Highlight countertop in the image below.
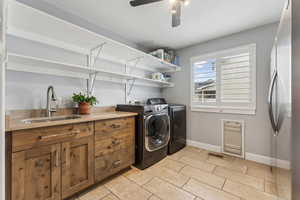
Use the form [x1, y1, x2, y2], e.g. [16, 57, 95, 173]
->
[6, 112, 138, 132]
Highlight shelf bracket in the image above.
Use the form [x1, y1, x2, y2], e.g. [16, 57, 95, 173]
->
[88, 42, 106, 70]
[87, 72, 98, 96]
[86, 42, 106, 96]
[125, 57, 142, 102]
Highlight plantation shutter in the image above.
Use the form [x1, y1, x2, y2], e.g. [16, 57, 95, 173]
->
[220, 52, 252, 104]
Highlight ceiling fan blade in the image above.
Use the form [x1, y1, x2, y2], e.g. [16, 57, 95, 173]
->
[172, 2, 181, 27]
[130, 0, 163, 7]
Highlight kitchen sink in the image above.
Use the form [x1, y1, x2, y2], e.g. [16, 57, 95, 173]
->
[22, 115, 82, 124]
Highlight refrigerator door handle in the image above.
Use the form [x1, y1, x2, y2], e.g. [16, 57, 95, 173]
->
[268, 70, 278, 135]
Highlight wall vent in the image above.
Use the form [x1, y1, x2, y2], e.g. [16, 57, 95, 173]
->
[221, 119, 245, 158]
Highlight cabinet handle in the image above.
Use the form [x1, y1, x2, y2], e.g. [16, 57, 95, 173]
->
[39, 134, 59, 140]
[112, 139, 121, 145]
[38, 131, 78, 141]
[53, 150, 59, 167]
[111, 124, 121, 129]
[62, 147, 67, 165]
[268, 70, 279, 134]
[71, 129, 81, 135]
[112, 160, 122, 168]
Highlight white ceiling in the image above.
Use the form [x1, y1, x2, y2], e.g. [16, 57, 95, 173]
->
[42, 0, 285, 50]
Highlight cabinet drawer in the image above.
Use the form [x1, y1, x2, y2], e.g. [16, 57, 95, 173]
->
[94, 117, 134, 137]
[95, 129, 134, 157]
[12, 122, 93, 152]
[95, 147, 134, 182]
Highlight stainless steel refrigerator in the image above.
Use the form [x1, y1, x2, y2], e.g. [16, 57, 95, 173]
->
[269, 0, 292, 199]
[269, 0, 300, 199]
[291, 0, 300, 199]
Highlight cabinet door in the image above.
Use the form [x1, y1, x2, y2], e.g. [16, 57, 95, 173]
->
[11, 144, 61, 200]
[61, 136, 94, 199]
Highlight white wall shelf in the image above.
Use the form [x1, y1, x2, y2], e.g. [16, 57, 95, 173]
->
[7, 0, 181, 74]
[7, 53, 174, 88]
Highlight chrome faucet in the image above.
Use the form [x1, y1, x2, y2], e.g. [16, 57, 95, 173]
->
[46, 86, 57, 117]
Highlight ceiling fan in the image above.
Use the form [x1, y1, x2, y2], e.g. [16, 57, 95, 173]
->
[129, 0, 190, 27]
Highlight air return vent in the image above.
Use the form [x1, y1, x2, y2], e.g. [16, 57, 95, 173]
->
[221, 119, 245, 158]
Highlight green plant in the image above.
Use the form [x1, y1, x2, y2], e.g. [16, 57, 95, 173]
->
[72, 92, 98, 106]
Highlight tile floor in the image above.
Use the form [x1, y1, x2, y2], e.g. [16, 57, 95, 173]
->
[71, 146, 291, 200]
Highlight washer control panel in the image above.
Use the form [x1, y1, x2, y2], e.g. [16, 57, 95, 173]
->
[144, 104, 168, 114]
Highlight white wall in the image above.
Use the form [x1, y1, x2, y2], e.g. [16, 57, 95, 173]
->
[5, 1, 161, 111]
[6, 71, 162, 110]
[163, 23, 290, 161]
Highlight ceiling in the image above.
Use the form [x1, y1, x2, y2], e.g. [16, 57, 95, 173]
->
[41, 0, 286, 50]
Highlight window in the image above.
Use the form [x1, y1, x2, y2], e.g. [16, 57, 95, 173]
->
[193, 59, 217, 104]
[191, 44, 256, 115]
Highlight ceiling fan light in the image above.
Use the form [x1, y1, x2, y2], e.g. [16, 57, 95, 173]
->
[184, 0, 190, 6]
[170, 0, 176, 4]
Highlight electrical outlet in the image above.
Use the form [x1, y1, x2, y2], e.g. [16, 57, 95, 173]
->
[60, 97, 74, 108]
[57, 97, 63, 106]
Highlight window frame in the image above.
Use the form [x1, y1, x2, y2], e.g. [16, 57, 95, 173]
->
[190, 44, 257, 115]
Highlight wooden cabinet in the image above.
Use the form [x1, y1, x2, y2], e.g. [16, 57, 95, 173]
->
[61, 137, 94, 199]
[10, 122, 94, 200]
[11, 144, 61, 200]
[9, 116, 136, 200]
[94, 117, 135, 182]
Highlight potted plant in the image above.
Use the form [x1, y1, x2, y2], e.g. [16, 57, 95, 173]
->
[72, 92, 98, 114]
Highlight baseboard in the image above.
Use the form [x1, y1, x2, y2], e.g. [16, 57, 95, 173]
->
[187, 139, 290, 170]
[245, 152, 290, 170]
[187, 139, 221, 153]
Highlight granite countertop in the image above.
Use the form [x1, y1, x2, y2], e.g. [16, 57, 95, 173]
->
[6, 112, 138, 132]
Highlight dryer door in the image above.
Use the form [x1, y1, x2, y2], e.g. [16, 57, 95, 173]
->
[145, 113, 170, 152]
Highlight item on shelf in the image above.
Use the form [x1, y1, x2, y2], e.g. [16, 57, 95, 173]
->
[149, 48, 177, 64]
[173, 55, 180, 65]
[164, 52, 172, 63]
[149, 49, 165, 60]
[163, 74, 172, 82]
[167, 50, 176, 63]
[152, 72, 165, 81]
[72, 92, 98, 114]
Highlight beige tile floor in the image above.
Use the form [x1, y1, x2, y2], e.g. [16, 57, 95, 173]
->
[70, 146, 291, 200]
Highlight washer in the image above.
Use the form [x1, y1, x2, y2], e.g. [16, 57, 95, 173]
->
[116, 103, 170, 169]
[145, 99, 187, 154]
